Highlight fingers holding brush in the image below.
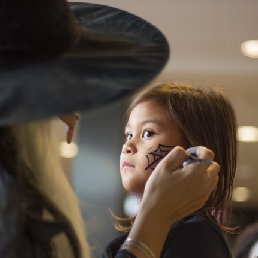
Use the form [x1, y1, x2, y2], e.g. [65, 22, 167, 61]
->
[183, 146, 214, 167]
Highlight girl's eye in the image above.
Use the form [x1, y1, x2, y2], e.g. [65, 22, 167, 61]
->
[125, 133, 133, 141]
[142, 130, 155, 138]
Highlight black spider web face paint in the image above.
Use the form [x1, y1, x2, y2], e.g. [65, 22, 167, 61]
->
[145, 144, 176, 170]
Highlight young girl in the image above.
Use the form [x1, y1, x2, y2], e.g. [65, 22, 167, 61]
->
[104, 82, 237, 257]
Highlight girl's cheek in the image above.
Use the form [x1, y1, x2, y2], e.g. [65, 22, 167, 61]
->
[144, 144, 176, 170]
[144, 154, 159, 171]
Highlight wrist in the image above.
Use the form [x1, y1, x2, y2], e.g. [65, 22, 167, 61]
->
[127, 205, 172, 257]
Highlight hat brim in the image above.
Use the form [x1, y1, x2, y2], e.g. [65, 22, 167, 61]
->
[0, 2, 169, 126]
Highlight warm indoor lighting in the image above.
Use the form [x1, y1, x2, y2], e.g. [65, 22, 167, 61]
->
[236, 165, 254, 179]
[60, 141, 79, 158]
[238, 126, 258, 142]
[241, 40, 258, 58]
[232, 187, 251, 202]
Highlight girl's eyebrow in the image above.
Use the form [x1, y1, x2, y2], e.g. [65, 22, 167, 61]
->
[126, 119, 163, 128]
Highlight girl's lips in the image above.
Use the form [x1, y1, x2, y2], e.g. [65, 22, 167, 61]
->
[123, 161, 134, 168]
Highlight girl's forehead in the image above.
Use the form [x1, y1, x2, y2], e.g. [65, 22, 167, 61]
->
[131, 100, 165, 113]
[127, 101, 175, 127]
[127, 99, 163, 119]
[128, 102, 163, 120]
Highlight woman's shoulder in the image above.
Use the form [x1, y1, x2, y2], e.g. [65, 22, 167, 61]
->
[161, 215, 232, 258]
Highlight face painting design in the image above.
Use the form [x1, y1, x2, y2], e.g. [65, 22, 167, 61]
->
[145, 144, 175, 170]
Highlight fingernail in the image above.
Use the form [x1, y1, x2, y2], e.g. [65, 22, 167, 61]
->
[186, 147, 196, 154]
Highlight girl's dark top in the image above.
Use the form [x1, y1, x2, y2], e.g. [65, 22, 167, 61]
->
[103, 215, 232, 258]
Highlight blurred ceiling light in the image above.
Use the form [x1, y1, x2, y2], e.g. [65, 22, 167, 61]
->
[238, 126, 258, 142]
[241, 40, 258, 58]
[60, 141, 79, 158]
[232, 187, 251, 202]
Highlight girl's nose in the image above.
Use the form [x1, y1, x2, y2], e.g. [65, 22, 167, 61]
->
[122, 142, 137, 154]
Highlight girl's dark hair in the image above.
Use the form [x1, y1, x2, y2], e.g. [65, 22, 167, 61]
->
[115, 82, 237, 231]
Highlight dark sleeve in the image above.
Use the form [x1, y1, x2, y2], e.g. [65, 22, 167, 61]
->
[115, 249, 137, 258]
[161, 219, 231, 258]
[0, 163, 21, 258]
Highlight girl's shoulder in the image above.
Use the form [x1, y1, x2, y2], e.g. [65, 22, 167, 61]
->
[103, 231, 129, 258]
[161, 215, 232, 258]
[171, 214, 221, 232]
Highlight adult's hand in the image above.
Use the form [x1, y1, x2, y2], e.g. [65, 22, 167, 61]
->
[142, 146, 219, 223]
[124, 146, 219, 258]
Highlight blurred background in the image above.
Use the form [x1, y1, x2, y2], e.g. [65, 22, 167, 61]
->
[56, 0, 258, 256]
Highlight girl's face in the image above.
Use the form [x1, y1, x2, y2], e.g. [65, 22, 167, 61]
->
[120, 100, 186, 194]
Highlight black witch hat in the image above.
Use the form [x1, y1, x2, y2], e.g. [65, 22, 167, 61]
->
[0, 0, 169, 126]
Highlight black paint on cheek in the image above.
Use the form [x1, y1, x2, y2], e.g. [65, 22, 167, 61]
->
[144, 144, 176, 170]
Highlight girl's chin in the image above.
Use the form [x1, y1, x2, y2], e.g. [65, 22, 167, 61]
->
[122, 182, 144, 194]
